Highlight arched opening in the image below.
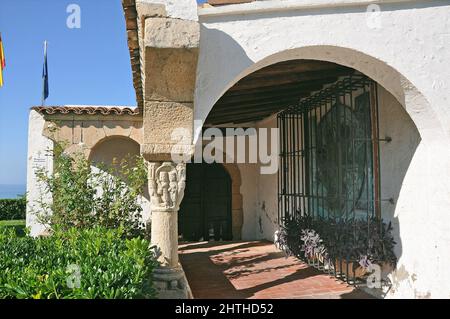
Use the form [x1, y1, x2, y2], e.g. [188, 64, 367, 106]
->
[89, 136, 151, 223]
[186, 22, 450, 298]
[179, 162, 233, 242]
[192, 56, 423, 295]
[89, 136, 140, 167]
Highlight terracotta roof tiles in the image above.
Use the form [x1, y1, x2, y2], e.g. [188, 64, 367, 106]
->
[31, 106, 140, 116]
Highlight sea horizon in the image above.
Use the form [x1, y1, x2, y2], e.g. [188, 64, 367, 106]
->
[0, 184, 26, 199]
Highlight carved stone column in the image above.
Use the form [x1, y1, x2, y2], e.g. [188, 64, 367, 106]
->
[148, 161, 191, 298]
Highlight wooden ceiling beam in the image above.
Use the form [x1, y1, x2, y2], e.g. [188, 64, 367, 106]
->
[208, 103, 292, 119]
[228, 69, 354, 91]
[224, 78, 338, 96]
[207, 115, 268, 125]
[215, 92, 308, 109]
[205, 60, 356, 126]
[213, 96, 302, 111]
[216, 87, 317, 105]
[249, 61, 346, 78]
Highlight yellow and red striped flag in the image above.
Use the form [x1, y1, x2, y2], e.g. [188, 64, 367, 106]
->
[0, 33, 5, 87]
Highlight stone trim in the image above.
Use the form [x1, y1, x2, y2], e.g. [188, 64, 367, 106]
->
[222, 163, 243, 240]
[42, 115, 143, 159]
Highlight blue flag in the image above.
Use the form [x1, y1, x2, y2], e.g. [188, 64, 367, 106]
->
[42, 41, 49, 104]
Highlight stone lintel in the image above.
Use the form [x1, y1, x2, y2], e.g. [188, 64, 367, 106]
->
[136, 2, 166, 22]
[144, 46, 199, 102]
[145, 18, 199, 49]
[141, 144, 194, 161]
[143, 17, 199, 102]
[142, 101, 194, 158]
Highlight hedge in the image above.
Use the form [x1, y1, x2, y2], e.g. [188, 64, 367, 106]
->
[0, 197, 26, 220]
[0, 220, 26, 237]
[0, 226, 158, 299]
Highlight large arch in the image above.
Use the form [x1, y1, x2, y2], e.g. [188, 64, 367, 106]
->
[196, 45, 448, 143]
[194, 45, 450, 298]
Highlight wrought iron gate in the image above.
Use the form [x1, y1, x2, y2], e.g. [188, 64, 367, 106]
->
[277, 75, 381, 284]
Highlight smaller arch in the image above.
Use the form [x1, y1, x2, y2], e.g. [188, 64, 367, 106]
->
[88, 135, 140, 163]
[222, 163, 243, 240]
[88, 135, 151, 224]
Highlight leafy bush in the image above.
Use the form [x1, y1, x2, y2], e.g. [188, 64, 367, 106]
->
[0, 226, 158, 299]
[276, 213, 397, 271]
[34, 143, 147, 238]
[0, 220, 26, 237]
[0, 197, 26, 220]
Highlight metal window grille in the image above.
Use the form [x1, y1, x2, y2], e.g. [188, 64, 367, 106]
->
[277, 75, 381, 284]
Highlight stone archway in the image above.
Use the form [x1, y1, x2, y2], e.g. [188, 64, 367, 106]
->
[88, 135, 140, 164]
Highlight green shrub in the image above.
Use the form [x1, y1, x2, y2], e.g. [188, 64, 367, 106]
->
[34, 143, 148, 239]
[276, 213, 397, 269]
[0, 220, 26, 237]
[0, 197, 26, 220]
[0, 226, 158, 299]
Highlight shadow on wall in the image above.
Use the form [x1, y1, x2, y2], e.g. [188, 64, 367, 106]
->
[378, 84, 421, 294]
[195, 24, 253, 125]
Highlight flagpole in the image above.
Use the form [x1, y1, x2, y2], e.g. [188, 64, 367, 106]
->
[41, 41, 47, 106]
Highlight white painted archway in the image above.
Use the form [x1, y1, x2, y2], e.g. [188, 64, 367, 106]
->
[194, 7, 450, 297]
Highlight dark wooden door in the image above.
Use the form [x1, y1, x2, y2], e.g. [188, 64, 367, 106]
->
[178, 163, 232, 242]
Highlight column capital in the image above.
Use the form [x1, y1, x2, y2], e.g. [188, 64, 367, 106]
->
[148, 161, 186, 212]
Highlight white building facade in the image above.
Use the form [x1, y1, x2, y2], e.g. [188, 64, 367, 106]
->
[27, 0, 450, 299]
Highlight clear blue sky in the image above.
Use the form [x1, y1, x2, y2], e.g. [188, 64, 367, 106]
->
[0, 0, 204, 186]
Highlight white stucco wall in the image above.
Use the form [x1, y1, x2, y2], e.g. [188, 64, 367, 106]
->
[254, 115, 279, 241]
[237, 163, 258, 240]
[194, 0, 450, 298]
[26, 110, 53, 236]
[195, 0, 450, 136]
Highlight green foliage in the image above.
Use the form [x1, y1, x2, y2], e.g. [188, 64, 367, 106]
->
[34, 143, 148, 238]
[0, 220, 26, 237]
[0, 197, 26, 220]
[0, 226, 158, 299]
[276, 213, 397, 270]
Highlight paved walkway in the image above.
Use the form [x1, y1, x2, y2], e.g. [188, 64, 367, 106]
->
[179, 241, 373, 299]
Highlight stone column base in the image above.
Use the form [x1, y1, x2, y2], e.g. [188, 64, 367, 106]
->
[153, 264, 193, 299]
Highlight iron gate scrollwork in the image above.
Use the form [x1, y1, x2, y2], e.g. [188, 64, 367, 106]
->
[277, 75, 381, 284]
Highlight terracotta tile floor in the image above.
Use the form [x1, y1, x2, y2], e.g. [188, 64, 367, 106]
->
[179, 241, 373, 299]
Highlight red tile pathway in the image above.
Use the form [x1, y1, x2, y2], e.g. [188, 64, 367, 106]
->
[179, 241, 373, 299]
